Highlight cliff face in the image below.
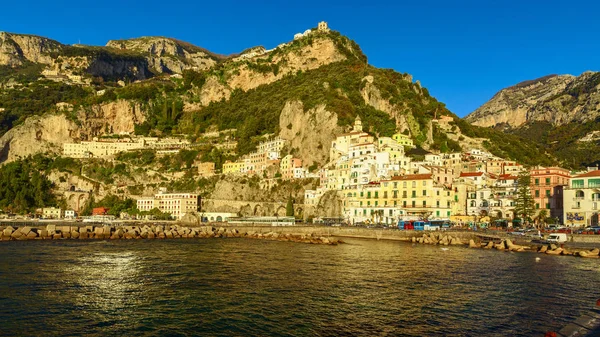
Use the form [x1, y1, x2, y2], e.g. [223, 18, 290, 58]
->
[106, 37, 221, 74]
[0, 100, 146, 164]
[0, 32, 61, 66]
[466, 72, 600, 128]
[278, 100, 343, 167]
[196, 34, 351, 106]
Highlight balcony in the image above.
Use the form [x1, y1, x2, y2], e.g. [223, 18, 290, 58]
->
[573, 197, 584, 201]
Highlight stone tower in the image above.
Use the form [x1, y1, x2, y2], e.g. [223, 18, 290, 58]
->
[353, 115, 363, 132]
[318, 21, 330, 31]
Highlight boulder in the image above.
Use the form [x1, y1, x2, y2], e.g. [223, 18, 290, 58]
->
[484, 241, 494, 249]
[46, 224, 56, 232]
[546, 248, 563, 255]
[3, 226, 15, 236]
[468, 239, 479, 248]
[79, 232, 89, 239]
[589, 248, 600, 256]
[71, 231, 80, 239]
[411, 236, 416, 243]
[39, 230, 49, 238]
[539, 245, 548, 253]
[26, 231, 37, 239]
[550, 244, 557, 250]
[52, 234, 62, 240]
[10, 230, 23, 239]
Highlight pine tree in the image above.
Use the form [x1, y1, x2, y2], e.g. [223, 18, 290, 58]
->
[514, 172, 535, 226]
[286, 197, 294, 217]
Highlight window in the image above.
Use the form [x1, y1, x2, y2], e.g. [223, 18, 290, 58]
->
[546, 203, 550, 209]
[374, 191, 378, 198]
[545, 178, 550, 185]
[436, 191, 440, 196]
[412, 201, 416, 207]
[535, 178, 539, 185]
[389, 210, 393, 216]
[436, 201, 440, 207]
[412, 181, 416, 188]
[423, 181, 426, 186]
[545, 190, 550, 197]
[383, 191, 388, 198]
[367, 192, 371, 199]
[535, 190, 540, 197]
[402, 201, 406, 207]
[589, 179, 600, 188]
[360, 192, 364, 197]
[422, 200, 426, 206]
[422, 190, 427, 196]
[411, 191, 416, 198]
[402, 191, 407, 198]
[436, 211, 440, 216]
[535, 203, 539, 209]
[572, 180, 584, 188]
[375, 201, 378, 206]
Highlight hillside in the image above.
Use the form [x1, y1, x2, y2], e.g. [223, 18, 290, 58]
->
[466, 71, 600, 128]
[466, 71, 600, 168]
[0, 25, 556, 169]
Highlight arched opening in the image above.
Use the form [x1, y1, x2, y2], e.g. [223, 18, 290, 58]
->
[576, 190, 585, 198]
[591, 213, 599, 227]
[216, 216, 223, 222]
[592, 192, 600, 201]
[496, 211, 503, 219]
[70, 185, 76, 192]
[470, 200, 476, 207]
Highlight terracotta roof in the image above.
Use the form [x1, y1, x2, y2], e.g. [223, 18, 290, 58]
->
[390, 174, 433, 181]
[575, 170, 600, 178]
[498, 174, 518, 180]
[460, 172, 484, 177]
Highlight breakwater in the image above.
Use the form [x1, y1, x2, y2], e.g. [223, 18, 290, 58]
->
[0, 224, 341, 245]
[409, 232, 600, 259]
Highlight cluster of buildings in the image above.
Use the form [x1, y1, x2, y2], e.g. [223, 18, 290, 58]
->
[63, 136, 190, 159]
[222, 137, 308, 180]
[302, 116, 600, 227]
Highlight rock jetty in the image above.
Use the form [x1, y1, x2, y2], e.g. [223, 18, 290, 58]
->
[0, 225, 342, 245]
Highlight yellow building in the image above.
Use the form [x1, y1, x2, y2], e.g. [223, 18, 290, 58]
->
[42, 207, 63, 219]
[380, 174, 454, 220]
[392, 133, 414, 147]
[222, 161, 245, 175]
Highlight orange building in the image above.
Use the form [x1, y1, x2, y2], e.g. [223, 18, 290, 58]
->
[529, 166, 571, 219]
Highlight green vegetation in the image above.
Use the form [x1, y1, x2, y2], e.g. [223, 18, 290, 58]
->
[0, 158, 56, 214]
[453, 118, 556, 167]
[514, 172, 535, 224]
[286, 197, 294, 217]
[0, 79, 90, 136]
[509, 119, 600, 169]
[180, 61, 426, 156]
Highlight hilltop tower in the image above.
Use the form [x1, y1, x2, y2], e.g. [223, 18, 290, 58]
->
[318, 21, 330, 32]
[353, 115, 363, 132]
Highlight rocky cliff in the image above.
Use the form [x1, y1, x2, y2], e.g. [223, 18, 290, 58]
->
[0, 100, 147, 164]
[106, 37, 222, 74]
[0, 32, 61, 66]
[466, 72, 600, 128]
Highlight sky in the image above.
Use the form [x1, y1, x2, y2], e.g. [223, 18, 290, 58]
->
[1, 0, 598, 117]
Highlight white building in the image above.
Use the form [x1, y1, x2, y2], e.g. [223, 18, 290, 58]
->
[563, 170, 600, 227]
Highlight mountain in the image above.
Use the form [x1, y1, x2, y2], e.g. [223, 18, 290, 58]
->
[0, 25, 556, 169]
[466, 71, 600, 128]
[465, 71, 600, 168]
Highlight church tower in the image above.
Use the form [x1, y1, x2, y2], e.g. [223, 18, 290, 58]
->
[353, 115, 363, 132]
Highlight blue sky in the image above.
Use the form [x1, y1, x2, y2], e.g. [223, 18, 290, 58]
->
[2, 0, 598, 117]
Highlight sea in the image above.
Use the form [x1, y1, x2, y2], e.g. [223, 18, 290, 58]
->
[0, 238, 598, 336]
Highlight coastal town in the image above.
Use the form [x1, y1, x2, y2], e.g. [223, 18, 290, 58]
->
[8, 115, 596, 230]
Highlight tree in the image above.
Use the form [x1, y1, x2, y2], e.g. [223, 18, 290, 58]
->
[286, 197, 294, 217]
[514, 172, 535, 226]
[536, 209, 548, 228]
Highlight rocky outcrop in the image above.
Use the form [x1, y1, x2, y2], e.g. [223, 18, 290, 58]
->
[106, 37, 220, 73]
[0, 32, 61, 66]
[0, 114, 76, 163]
[466, 72, 600, 128]
[360, 75, 411, 133]
[75, 100, 146, 139]
[0, 100, 146, 164]
[198, 35, 350, 106]
[316, 190, 343, 218]
[279, 100, 342, 167]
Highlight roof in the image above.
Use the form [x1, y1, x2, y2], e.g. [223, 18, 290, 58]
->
[390, 174, 433, 181]
[574, 170, 600, 178]
[498, 174, 518, 180]
[459, 172, 485, 178]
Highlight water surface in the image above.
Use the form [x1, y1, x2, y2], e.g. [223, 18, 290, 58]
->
[0, 238, 598, 336]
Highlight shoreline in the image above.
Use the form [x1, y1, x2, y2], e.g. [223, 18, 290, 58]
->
[2, 224, 600, 258]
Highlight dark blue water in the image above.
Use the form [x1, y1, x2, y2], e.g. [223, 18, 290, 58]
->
[0, 238, 598, 336]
